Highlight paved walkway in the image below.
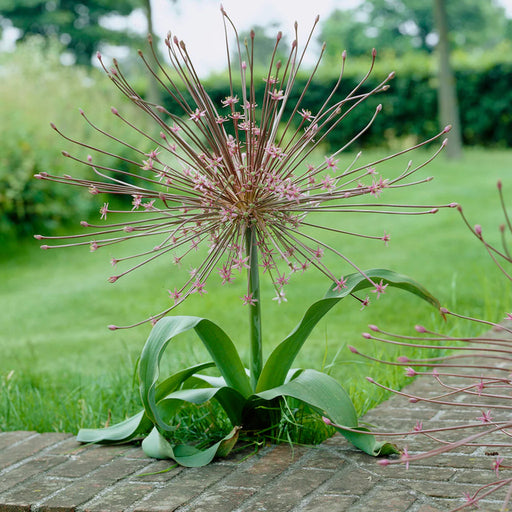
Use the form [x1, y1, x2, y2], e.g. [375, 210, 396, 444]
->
[0, 370, 508, 512]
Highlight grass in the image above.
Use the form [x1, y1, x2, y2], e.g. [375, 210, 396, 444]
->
[1, 147, 512, 442]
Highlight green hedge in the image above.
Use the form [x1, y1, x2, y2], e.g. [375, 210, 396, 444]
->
[192, 57, 512, 150]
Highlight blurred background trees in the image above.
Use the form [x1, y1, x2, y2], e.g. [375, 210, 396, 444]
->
[0, 0, 511, 239]
[0, 0, 147, 65]
[319, 0, 510, 58]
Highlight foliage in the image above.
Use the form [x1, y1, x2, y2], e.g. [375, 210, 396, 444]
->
[0, 37, 152, 239]
[318, 0, 511, 58]
[0, 0, 145, 65]
[77, 270, 437, 466]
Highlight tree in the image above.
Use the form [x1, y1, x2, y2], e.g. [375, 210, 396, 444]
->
[433, 0, 462, 159]
[319, 0, 508, 58]
[0, 0, 146, 65]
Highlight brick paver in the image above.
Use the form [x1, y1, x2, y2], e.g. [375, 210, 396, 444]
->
[0, 367, 508, 512]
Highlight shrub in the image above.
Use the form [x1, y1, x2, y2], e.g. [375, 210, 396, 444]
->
[0, 37, 152, 239]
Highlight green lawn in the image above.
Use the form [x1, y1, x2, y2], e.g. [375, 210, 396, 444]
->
[1, 147, 512, 435]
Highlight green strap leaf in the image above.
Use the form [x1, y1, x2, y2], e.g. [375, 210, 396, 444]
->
[255, 369, 397, 456]
[139, 316, 252, 431]
[257, 269, 440, 392]
[158, 386, 246, 426]
[155, 362, 215, 401]
[141, 426, 240, 467]
[76, 362, 214, 444]
[76, 411, 152, 444]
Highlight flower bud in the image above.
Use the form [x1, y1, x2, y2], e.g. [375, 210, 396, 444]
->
[322, 416, 333, 426]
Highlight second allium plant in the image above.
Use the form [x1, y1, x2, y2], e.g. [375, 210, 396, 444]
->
[35, 9, 453, 465]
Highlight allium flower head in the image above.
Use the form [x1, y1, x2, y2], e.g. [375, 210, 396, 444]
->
[35, 9, 452, 328]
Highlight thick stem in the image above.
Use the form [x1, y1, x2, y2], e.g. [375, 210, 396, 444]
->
[246, 225, 263, 390]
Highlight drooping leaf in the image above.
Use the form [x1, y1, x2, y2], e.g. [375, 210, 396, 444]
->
[76, 362, 215, 444]
[139, 316, 252, 431]
[158, 386, 246, 426]
[76, 411, 152, 444]
[141, 426, 240, 467]
[155, 362, 216, 401]
[257, 269, 440, 392]
[255, 369, 398, 456]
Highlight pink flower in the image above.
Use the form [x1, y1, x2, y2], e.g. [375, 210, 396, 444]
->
[268, 89, 284, 101]
[189, 108, 206, 122]
[324, 156, 339, 170]
[192, 280, 207, 296]
[372, 280, 388, 299]
[476, 410, 493, 423]
[241, 293, 258, 306]
[333, 277, 347, 292]
[275, 273, 289, 288]
[221, 95, 239, 107]
[99, 202, 109, 220]
[492, 456, 504, 477]
[168, 288, 182, 304]
[299, 109, 313, 121]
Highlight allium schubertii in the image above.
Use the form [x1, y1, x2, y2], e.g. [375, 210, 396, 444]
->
[34, 9, 455, 465]
[35, 10, 452, 329]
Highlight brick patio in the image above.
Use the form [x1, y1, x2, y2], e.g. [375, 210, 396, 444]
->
[0, 371, 508, 512]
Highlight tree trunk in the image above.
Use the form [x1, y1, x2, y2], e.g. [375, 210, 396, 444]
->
[142, 0, 161, 107]
[433, 0, 463, 159]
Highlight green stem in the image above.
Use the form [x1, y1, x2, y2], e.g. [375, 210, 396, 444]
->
[245, 226, 262, 391]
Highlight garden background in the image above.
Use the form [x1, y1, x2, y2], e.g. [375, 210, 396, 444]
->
[1, 0, 512, 440]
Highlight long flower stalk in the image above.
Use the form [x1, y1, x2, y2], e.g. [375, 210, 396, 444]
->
[245, 225, 263, 389]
